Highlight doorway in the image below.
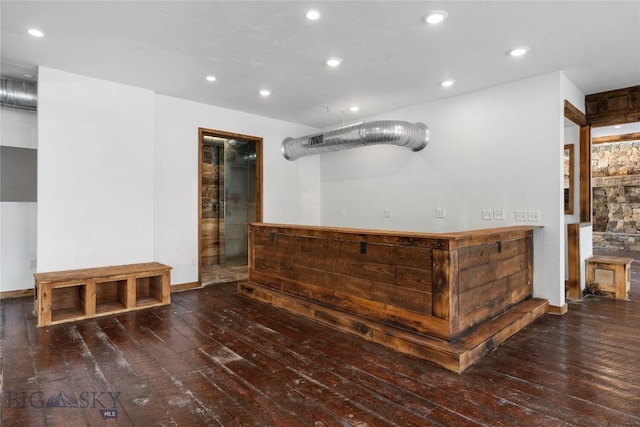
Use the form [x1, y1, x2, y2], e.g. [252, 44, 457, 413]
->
[591, 122, 640, 250]
[198, 128, 262, 285]
[564, 100, 591, 301]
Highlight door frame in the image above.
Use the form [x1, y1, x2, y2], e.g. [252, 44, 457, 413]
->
[564, 101, 590, 300]
[197, 127, 263, 285]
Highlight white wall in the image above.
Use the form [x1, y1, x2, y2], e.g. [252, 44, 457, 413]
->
[27, 66, 319, 287]
[320, 72, 565, 306]
[23, 66, 586, 307]
[0, 108, 38, 292]
[37, 67, 155, 272]
[153, 95, 320, 285]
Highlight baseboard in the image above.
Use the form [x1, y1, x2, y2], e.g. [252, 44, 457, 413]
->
[547, 303, 568, 315]
[0, 288, 34, 300]
[170, 282, 201, 293]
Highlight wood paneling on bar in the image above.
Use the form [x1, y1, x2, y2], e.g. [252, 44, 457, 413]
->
[240, 223, 546, 372]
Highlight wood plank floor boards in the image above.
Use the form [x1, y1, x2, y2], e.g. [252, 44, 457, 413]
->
[2, 249, 640, 426]
[170, 295, 413, 426]
[202, 298, 536, 426]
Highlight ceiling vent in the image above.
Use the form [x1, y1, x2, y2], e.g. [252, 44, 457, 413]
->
[281, 120, 429, 161]
[0, 79, 37, 112]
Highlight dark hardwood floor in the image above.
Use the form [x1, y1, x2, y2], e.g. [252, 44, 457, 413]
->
[2, 249, 640, 426]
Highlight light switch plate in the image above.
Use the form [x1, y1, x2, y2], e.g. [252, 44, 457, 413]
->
[493, 209, 505, 220]
[482, 209, 494, 220]
[515, 210, 527, 221]
[436, 208, 446, 218]
[528, 210, 540, 222]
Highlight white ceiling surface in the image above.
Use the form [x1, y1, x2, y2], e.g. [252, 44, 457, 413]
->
[1, 1, 639, 129]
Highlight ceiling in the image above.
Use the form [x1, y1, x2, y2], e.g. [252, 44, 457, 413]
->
[2, 1, 639, 129]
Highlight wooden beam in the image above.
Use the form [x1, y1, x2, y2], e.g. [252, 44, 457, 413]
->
[579, 125, 592, 223]
[566, 223, 580, 300]
[592, 132, 640, 145]
[564, 100, 588, 126]
[586, 85, 640, 127]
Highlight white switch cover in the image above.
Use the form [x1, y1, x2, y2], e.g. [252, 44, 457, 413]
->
[384, 209, 392, 218]
[528, 210, 541, 222]
[515, 210, 527, 221]
[481, 209, 494, 220]
[436, 208, 446, 218]
[493, 209, 505, 221]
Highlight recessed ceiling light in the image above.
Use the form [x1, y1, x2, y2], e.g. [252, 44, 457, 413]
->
[28, 28, 44, 37]
[440, 79, 455, 87]
[306, 10, 320, 20]
[326, 57, 342, 67]
[205, 75, 216, 82]
[424, 10, 448, 24]
[349, 106, 359, 112]
[508, 46, 529, 57]
[259, 89, 271, 97]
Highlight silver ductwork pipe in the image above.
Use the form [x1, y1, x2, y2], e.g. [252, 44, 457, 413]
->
[281, 120, 429, 161]
[0, 79, 37, 112]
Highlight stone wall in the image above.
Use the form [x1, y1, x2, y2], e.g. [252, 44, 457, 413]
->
[592, 140, 640, 251]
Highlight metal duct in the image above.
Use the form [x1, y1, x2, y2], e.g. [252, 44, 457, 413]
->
[281, 120, 429, 161]
[228, 139, 249, 148]
[1, 79, 37, 112]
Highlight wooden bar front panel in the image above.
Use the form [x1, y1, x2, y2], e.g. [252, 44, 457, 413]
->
[247, 224, 535, 342]
[454, 237, 533, 335]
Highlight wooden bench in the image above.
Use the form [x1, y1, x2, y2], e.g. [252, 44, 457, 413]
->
[585, 255, 632, 300]
[34, 262, 171, 327]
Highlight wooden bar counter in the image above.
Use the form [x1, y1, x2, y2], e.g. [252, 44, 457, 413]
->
[238, 223, 548, 373]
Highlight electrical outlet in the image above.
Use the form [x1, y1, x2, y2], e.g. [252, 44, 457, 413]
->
[383, 209, 392, 218]
[436, 208, 446, 218]
[29, 259, 37, 268]
[493, 209, 505, 221]
[481, 209, 494, 220]
[515, 210, 527, 221]
[528, 210, 541, 222]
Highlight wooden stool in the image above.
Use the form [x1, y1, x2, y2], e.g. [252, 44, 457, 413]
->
[585, 256, 632, 300]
